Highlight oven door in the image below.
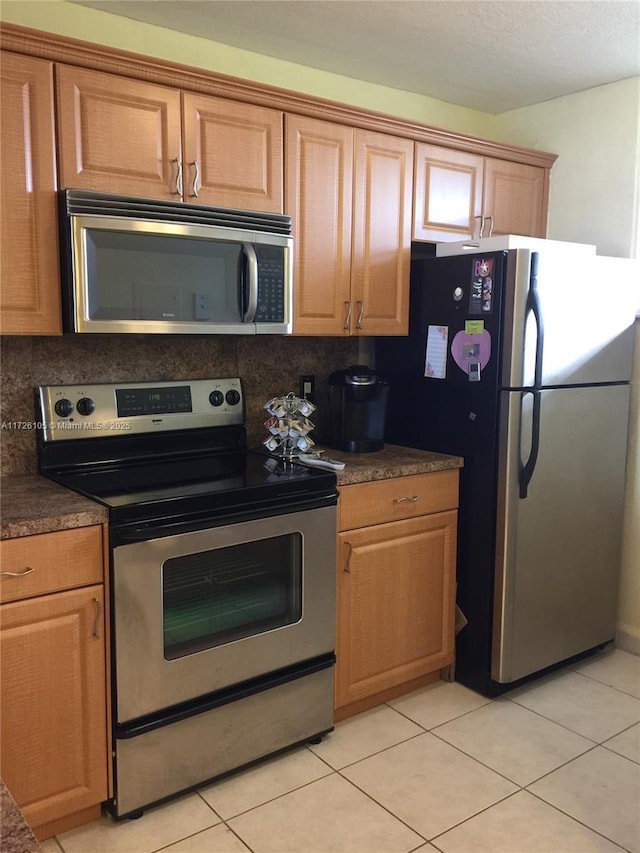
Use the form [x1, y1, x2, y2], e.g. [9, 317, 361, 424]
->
[112, 505, 336, 723]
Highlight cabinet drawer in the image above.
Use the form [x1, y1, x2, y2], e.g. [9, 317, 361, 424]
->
[0, 526, 103, 603]
[339, 469, 458, 531]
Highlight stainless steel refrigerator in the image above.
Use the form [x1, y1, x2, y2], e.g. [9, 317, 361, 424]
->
[375, 237, 638, 696]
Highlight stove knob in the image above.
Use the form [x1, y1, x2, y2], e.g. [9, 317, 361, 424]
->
[76, 397, 96, 416]
[54, 398, 74, 418]
[225, 389, 241, 406]
[209, 390, 225, 407]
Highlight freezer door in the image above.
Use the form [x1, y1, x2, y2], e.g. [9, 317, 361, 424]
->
[503, 251, 638, 388]
[492, 383, 629, 683]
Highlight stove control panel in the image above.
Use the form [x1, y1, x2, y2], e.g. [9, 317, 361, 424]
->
[36, 378, 244, 442]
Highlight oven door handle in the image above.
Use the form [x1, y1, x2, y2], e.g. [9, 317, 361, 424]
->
[111, 491, 339, 544]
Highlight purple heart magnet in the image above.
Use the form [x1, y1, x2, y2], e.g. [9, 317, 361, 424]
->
[451, 329, 491, 374]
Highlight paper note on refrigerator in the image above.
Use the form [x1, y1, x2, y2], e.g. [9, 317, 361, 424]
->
[425, 325, 448, 379]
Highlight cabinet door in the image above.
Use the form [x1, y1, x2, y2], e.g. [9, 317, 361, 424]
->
[56, 65, 182, 199]
[183, 93, 283, 212]
[352, 131, 413, 336]
[0, 53, 61, 334]
[335, 511, 457, 710]
[286, 114, 353, 335]
[413, 143, 484, 242]
[0, 585, 108, 830]
[483, 158, 548, 238]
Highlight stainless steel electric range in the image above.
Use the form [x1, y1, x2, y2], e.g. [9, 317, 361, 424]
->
[36, 378, 338, 819]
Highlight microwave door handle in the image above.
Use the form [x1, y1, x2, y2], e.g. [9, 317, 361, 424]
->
[243, 243, 258, 322]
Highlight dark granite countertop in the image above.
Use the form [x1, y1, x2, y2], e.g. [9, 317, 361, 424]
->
[0, 475, 108, 540]
[0, 446, 461, 538]
[0, 779, 40, 852]
[327, 444, 463, 486]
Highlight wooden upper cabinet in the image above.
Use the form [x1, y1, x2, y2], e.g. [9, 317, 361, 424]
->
[183, 93, 282, 211]
[0, 53, 61, 334]
[413, 142, 549, 242]
[483, 157, 547, 238]
[56, 67, 284, 211]
[352, 131, 413, 336]
[413, 144, 484, 242]
[286, 114, 353, 335]
[56, 64, 182, 199]
[287, 123, 412, 336]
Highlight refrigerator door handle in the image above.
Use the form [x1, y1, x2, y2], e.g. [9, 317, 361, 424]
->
[519, 389, 541, 498]
[524, 251, 544, 387]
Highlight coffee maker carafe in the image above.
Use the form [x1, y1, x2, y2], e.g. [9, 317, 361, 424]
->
[328, 365, 389, 453]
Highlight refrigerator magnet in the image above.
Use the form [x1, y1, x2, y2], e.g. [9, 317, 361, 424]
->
[424, 325, 448, 379]
[469, 258, 494, 314]
[451, 329, 491, 376]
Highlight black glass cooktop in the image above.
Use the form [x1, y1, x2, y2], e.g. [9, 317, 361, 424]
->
[44, 448, 338, 533]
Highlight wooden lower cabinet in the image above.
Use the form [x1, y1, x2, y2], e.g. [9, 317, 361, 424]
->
[335, 472, 458, 717]
[0, 527, 109, 840]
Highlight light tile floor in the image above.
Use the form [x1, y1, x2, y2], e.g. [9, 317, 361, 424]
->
[41, 647, 640, 853]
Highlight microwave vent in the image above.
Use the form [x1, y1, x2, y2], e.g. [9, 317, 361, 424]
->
[61, 190, 291, 236]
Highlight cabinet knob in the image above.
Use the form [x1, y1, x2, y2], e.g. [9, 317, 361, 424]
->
[0, 566, 35, 577]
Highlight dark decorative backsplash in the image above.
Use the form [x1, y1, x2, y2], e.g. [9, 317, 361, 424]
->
[0, 334, 360, 475]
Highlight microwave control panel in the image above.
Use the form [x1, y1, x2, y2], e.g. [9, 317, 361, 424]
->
[255, 246, 286, 322]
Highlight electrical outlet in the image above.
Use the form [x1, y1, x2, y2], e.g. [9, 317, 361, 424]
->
[300, 374, 314, 400]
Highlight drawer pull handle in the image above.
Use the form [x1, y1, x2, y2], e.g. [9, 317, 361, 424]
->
[0, 566, 35, 577]
[356, 300, 364, 330]
[92, 597, 102, 640]
[393, 495, 421, 503]
[344, 541, 353, 574]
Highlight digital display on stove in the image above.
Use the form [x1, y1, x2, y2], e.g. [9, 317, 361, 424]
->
[116, 386, 192, 417]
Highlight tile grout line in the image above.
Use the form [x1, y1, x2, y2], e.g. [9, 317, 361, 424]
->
[49, 655, 639, 853]
[524, 787, 635, 853]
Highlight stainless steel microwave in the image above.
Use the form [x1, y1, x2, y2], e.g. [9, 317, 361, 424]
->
[59, 190, 293, 335]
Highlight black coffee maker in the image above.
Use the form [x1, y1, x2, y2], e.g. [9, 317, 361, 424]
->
[328, 365, 389, 453]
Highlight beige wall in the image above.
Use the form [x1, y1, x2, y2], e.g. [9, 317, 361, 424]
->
[0, 0, 496, 138]
[496, 77, 640, 259]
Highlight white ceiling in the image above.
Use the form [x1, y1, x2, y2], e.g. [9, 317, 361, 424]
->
[71, 0, 640, 113]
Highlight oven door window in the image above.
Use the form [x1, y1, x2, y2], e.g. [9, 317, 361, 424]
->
[162, 533, 302, 659]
